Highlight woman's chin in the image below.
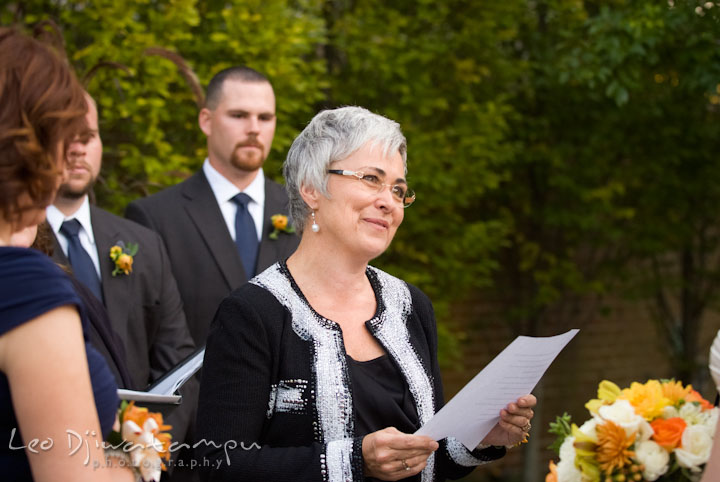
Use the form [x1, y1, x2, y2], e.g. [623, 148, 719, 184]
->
[353, 237, 393, 262]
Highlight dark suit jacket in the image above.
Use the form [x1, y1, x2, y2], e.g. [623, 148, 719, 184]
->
[52, 206, 196, 389]
[125, 170, 300, 346]
[69, 275, 133, 389]
[51, 206, 198, 466]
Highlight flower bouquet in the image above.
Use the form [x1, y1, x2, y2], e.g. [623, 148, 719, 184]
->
[107, 401, 172, 482]
[546, 379, 718, 481]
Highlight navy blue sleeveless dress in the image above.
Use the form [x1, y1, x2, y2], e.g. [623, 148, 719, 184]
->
[0, 247, 119, 480]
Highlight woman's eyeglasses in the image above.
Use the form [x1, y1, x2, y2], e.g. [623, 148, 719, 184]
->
[327, 169, 416, 208]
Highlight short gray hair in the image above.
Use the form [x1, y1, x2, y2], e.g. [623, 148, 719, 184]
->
[284, 106, 407, 234]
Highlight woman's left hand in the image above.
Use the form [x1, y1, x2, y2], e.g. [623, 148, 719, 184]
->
[479, 394, 536, 447]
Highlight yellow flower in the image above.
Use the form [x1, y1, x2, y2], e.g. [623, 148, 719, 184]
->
[572, 424, 598, 456]
[661, 380, 692, 405]
[586, 399, 604, 414]
[598, 380, 621, 402]
[109, 242, 138, 276]
[110, 245, 123, 259]
[619, 380, 670, 420]
[586, 380, 622, 414]
[576, 459, 601, 482]
[271, 214, 288, 230]
[570, 425, 602, 482]
[117, 254, 133, 275]
[595, 420, 635, 475]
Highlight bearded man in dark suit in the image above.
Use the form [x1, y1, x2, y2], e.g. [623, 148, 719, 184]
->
[47, 92, 197, 472]
[126, 66, 299, 347]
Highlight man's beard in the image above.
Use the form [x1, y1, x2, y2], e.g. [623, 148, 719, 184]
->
[56, 176, 95, 200]
[58, 156, 97, 200]
[229, 139, 266, 172]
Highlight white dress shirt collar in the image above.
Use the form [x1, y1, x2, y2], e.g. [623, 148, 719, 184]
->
[46, 196, 96, 245]
[46, 196, 101, 277]
[202, 159, 266, 242]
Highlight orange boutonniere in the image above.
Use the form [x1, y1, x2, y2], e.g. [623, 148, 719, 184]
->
[269, 214, 295, 240]
[109, 241, 138, 276]
[107, 400, 172, 482]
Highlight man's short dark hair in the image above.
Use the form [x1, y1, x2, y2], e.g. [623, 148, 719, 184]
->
[205, 66, 271, 110]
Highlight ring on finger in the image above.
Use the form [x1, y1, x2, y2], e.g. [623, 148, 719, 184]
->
[401, 459, 410, 471]
[522, 422, 532, 432]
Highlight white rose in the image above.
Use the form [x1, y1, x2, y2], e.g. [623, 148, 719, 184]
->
[679, 402, 704, 425]
[556, 458, 583, 482]
[696, 406, 719, 432]
[637, 419, 654, 442]
[675, 424, 713, 472]
[559, 435, 577, 461]
[707, 407, 719, 431]
[662, 405, 680, 419]
[577, 419, 598, 440]
[634, 440, 669, 481]
[556, 437, 582, 482]
[597, 399, 644, 437]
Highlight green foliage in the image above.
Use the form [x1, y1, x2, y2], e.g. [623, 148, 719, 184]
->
[322, 0, 532, 365]
[327, 0, 525, 301]
[547, 412, 572, 454]
[6, 0, 720, 379]
[511, 0, 720, 382]
[4, 0, 327, 212]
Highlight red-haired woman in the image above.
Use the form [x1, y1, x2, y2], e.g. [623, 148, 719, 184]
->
[0, 28, 131, 482]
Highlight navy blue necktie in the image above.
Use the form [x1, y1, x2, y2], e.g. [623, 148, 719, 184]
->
[232, 193, 259, 278]
[60, 219, 103, 302]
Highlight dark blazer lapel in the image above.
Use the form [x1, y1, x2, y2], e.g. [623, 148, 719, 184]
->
[90, 206, 132, 337]
[257, 179, 287, 271]
[183, 171, 247, 287]
[50, 232, 69, 266]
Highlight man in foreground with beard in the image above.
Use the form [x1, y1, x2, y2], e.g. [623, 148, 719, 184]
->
[46, 92, 198, 473]
[126, 67, 299, 348]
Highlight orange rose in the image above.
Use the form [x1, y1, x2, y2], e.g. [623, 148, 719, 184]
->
[651, 417, 686, 450]
[117, 253, 133, 274]
[685, 389, 714, 410]
[272, 214, 288, 230]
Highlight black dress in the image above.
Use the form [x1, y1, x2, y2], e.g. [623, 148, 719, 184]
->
[0, 247, 119, 481]
[348, 354, 420, 481]
[347, 354, 419, 437]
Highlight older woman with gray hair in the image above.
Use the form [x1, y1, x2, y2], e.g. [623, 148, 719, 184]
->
[195, 106, 535, 481]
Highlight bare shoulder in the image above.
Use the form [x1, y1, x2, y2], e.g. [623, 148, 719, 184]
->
[0, 305, 81, 371]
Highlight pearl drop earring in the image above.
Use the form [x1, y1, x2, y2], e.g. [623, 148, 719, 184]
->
[311, 211, 320, 233]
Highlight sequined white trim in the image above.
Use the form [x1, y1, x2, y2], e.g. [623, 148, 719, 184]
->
[266, 384, 278, 419]
[325, 439, 354, 482]
[445, 438, 492, 467]
[367, 267, 436, 482]
[273, 380, 309, 414]
[252, 264, 354, 443]
[254, 264, 447, 480]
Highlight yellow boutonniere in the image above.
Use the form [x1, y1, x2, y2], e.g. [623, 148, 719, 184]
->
[269, 214, 295, 240]
[109, 241, 138, 276]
